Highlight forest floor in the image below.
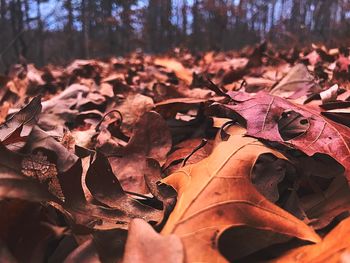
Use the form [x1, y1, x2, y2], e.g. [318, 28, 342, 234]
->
[0, 43, 350, 262]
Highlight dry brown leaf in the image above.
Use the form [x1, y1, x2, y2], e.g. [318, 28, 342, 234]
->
[0, 96, 41, 148]
[123, 219, 183, 263]
[0, 102, 10, 124]
[163, 138, 213, 176]
[108, 111, 172, 193]
[273, 217, 350, 263]
[154, 57, 193, 85]
[161, 125, 320, 262]
[115, 94, 154, 128]
[270, 64, 321, 99]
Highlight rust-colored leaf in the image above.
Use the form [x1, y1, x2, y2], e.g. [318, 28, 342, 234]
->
[0, 96, 41, 148]
[161, 125, 320, 262]
[108, 111, 172, 193]
[273, 217, 350, 263]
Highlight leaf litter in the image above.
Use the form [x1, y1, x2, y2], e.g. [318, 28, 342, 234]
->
[0, 43, 349, 262]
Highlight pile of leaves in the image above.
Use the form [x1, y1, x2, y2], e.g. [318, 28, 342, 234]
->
[0, 42, 350, 262]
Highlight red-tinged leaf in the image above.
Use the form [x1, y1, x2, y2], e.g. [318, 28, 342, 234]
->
[223, 91, 350, 182]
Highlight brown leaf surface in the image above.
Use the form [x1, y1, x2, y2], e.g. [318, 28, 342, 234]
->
[154, 57, 192, 85]
[161, 125, 320, 262]
[86, 152, 163, 224]
[123, 219, 183, 263]
[108, 111, 172, 193]
[270, 64, 321, 100]
[273, 217, 350, 263]
[1, 43, 350, 262]
[0, 96, 41, 148]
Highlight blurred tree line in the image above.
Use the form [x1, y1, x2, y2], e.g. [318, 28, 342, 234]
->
[0, 0, 350, 71]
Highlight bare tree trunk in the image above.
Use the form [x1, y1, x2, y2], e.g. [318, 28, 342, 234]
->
[9, 0, 27, 61]
[81, 0, 89, 58]
[120, 1, 133, 53]
[105, 0, 114, 54]
[270, 0, 276, 28]
[191, 0, 201, 51]
[0, 0, 6, 21]
[36, 0, 44, 66]
[146, 0, 159, 52]
[161, 0, 172, 51]
[182, 0, 187, 42]
[64, 0, 74, 59]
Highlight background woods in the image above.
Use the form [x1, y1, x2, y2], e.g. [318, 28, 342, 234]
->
[0, 0, 350, 71]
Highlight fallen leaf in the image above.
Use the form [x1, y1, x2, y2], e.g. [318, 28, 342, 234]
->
[161, 125, 320, 262]
[0, 143, 59, 203]
[320, 84, 339, 104]
[270, 64, 321, 100]
[154, 57, 192, 85]
[63, 239, 99, 263]
[0, 96, 41, 148]
[86, 152, 163, 223]
[0, 239, 16, 263]
[108, 111, 172, 193]
[224, 91, 350, 182]
[115, 94, 154, 129]
[251, 153, 288, 203]
[123, 219, 183, 263]
[273, 217, 350, 263]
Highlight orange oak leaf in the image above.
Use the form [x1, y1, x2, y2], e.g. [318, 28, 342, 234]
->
[161, 125, 320, 262]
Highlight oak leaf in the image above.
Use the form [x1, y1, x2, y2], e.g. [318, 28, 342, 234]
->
[161, 125, 320, 262]
[225, 91, 350, 182]
[0, 96, 41, 148]
[273, 217, 350, 263]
